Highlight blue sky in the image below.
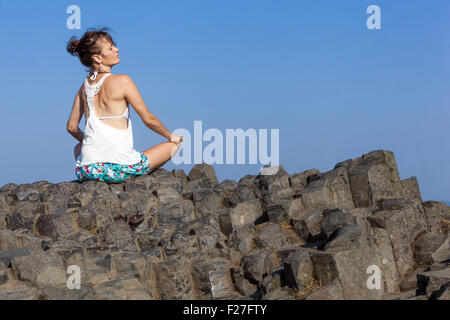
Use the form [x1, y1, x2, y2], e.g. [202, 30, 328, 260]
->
[0, 0, 448, 202]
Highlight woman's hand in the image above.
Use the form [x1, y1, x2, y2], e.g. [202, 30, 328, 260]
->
[169, 134, 183, 145]
[74, 142, 82, 161]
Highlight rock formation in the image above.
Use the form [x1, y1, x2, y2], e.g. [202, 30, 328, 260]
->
[0, 149, 448, 300]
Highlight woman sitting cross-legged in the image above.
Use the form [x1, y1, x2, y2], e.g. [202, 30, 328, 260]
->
[66, 27, 183, 185]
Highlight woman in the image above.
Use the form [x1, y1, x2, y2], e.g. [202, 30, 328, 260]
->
[66, 27, 183, 184]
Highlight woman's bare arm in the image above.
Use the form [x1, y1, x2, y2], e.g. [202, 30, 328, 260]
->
[119, 75, 172, 140]
[67, 86, 85, 142]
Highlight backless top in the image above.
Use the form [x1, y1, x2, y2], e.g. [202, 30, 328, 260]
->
[75, 73, 141, 167]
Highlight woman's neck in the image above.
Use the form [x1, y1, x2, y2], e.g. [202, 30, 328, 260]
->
[99, 66, 112, 73]
[93, 65, 112, 73]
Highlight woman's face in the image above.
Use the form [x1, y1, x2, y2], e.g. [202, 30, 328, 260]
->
[97, 37, 120, 66]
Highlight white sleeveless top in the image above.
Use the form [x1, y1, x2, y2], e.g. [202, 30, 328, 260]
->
[75, 73, 142, 168]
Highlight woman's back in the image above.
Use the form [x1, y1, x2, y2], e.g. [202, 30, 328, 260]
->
[76, 72, 142, 168]
[81, 73, 130, 131]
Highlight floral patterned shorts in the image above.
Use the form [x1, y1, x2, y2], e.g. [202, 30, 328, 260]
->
[75, 153, 151, 183]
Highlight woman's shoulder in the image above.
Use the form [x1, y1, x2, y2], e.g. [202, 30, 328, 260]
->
[110, 73, 133, 81]
[107, 74, 137, 87]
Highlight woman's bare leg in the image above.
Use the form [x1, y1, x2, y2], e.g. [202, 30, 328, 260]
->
[142, 142, 181, 173]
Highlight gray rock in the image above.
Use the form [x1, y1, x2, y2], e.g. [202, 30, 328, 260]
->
[261, 188, 295, 205]
[371, 227, 400, 294]
[376, 198, 404, 211]
[13, 228, 51, 253]
[40, 182, 81, 202]
[65, 193, 89, 211]
[226, 224, 255, 254]
[154, 255, 195, 299]
[0, 284, 41, 300]
[291, 208, 324, 242]
[229, 199, 264, 231]
[254, 222, 291, 249]
[213, 179, 238, 195]
[0, 268, 14, 285]
[193, 188, 225, 219]
[41, 284, 95, 300]
[137, 226, 174, 251]
[112, 251, 158, 296]
[387, 289, 420, 300]
[275, 247, 312, 266]
[172, 169, 189, 193]
[192, 224, 226, 251]
[399, 268, 426, 292]
[153, 169, 183, 202]
[12, 184, 41, 202]
[303, 279, 344, 300]
[123, 175, 157, 192]
[235, 278, 257, 296]
[321, 209, 357, 239]
[36, 212, 77, 240]
[338, 150, 402, 208]
[0, 193, 15, 209]
[11, 251, 67, 288]
[45, 194, 79, 216]
[41, 182, 85, 215]
[109, 182, 124, 195]
[368, 209, 415, 277]
[0, 148, 447, 300]
[429, 260, 450, 272]
[266, 199, 297, 223]
[76, 193, 122, 231]
[84, 249, 114, 284]
[432, 282, 450, 300]
[323, 225, 362, 251]
[241, 249, 274, 284]
[152, 200, 196, 226]
[284, 250, 314, 290]
[188, 164, 219, 186]
[431, 237, 450, 264]
[0, 183, 19, 194]
[322, 167, 355, 209]
[261, 287, 296, 300]
[0, 229, 20, 251]
[92, 274, 152, 300]
[224, 175, 260, 207]
[119, 190, 159, 220]
[0, 247, 31, 269]
[8, 201, 46, 231]
[43, 238, 85, 262]
[260, 269, 283, 294]
[160, 230, 199, 257]
[289, 169, 320, 194]
[257, 166, 290, 193]
[100, 220, 136, 251]
[184, 178, 219, 199]
[423, 201, 450, 236]
[417, 268, 450, 299]
[192, 258, 234, 299]
[401, 177, 423, 202]
[413, 232, 447, 267]
[155, 186, 182, 203]
[0, 203, 10, 230]
[310, 249, 384, 300]
[401, 199, 428, 241]
[301, 176, 336, 210]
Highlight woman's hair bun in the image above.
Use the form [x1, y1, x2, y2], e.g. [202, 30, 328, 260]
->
[66, 36, 80, 56]
[66, 27, 116, 68]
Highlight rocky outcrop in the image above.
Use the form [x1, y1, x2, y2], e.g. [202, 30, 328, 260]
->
[0, 149, 448, 300]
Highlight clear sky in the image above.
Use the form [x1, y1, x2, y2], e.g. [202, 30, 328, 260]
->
[0, 0, 448, 202]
